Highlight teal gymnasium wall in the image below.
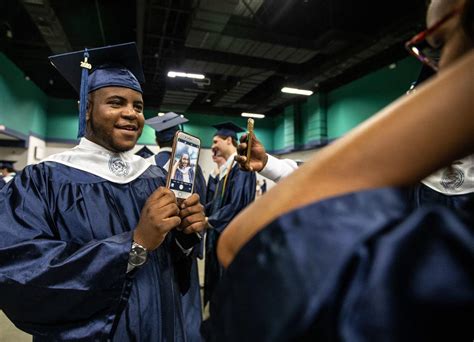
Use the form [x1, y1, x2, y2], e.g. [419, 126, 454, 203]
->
[271, 57, 421, 153]
[0, 53, 48, 138]
[326, 58, 421, 139]
[1, 52, 421, 153]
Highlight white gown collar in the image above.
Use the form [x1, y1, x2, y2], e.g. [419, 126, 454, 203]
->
[41, 138, 152, 184]
[219, 152, 237, 178]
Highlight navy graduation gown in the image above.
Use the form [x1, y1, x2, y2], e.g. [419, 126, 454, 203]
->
[206, 174, 219, 206]
[407, 182, 474, 215]
[0, 162, 190, 341]
[0, 177, 5, 189]
[155, 150, 206, 342]
[209, 187, 473, 341]
[204, 164, 256, 304]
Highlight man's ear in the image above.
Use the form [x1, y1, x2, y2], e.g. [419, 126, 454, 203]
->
[226, 136, 232, 145]
[85, 100, 92, 120]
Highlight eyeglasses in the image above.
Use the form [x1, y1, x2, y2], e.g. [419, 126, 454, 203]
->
[405, 7, 462, 71]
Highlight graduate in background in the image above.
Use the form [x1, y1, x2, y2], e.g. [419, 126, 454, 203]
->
[145, 112, 206, 342]
[211, 0, 474, 340]
[134, 145, 154, 158]
[0, 42, 206, 341]
[204, 122, 256, 306]
[206, 153, 226, 205]
[145, 112, 207, 203]
[145, 112, 183, 167]
[0, 160, 17, 185]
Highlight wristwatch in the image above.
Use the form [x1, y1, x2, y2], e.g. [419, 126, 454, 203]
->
[128, 241, 148, 268]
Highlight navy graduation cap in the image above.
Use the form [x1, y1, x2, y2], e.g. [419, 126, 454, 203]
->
[49, 42, 145, 138]
[0, 160, 17, 170]
[145, 112, 188, 142]
[213, 122, 245, 140]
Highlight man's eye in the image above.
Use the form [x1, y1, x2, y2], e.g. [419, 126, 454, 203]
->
[109, 101, 121, 107]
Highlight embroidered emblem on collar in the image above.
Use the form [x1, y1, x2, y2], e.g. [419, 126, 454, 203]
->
[441, 166, 464, 190]
[108, 156, 130, 177]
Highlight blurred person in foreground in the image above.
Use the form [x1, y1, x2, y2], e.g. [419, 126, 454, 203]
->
[211, 0, 474, 341]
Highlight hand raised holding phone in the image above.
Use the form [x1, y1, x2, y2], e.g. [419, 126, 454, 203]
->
[134, 187, 181, 250]
[235, 119, 268, 172]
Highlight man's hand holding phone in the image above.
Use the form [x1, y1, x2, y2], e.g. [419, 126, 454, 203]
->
[134, 188, 206, 252]
[134, 187, 181, 251]
[178, 193, 206, 235]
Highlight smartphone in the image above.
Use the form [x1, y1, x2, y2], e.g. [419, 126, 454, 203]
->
[166, 131, 201, 201]
[245, 118, 255, 169]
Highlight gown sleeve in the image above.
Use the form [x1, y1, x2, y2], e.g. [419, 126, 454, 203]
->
[0, 166, 132, 338]
[209, 187, 474, 341]
[207, 167, 256, 233]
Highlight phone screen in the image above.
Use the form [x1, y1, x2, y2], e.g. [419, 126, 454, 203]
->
[169, 136, 200, 198]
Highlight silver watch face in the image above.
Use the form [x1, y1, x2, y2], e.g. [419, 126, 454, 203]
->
[129, 243, 148, 267]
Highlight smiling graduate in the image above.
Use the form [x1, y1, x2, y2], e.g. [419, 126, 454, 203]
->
[0, 42, 206, 341]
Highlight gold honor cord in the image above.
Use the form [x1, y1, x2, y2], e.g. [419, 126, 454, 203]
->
[220, 159, 235, 199]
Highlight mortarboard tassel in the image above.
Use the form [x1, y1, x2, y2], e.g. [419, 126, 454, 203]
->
[78, 49, 92, 138]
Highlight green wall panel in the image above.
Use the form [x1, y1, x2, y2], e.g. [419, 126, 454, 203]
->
[46, 98, 79, 140]
[0, 53, 48, 137]
[300, 93, 327, 145]
[327, 58, 420, 138]
[273, 105, 295, 152]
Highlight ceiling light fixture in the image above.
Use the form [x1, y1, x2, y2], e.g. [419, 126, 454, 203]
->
[157, 112, 165, 116]
[241, 112, 265, 119]
[281, 87, 313, 96]
[167, 71, 205, 80]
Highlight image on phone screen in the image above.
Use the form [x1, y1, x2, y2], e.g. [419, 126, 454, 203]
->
[169, 137, 200, 197]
